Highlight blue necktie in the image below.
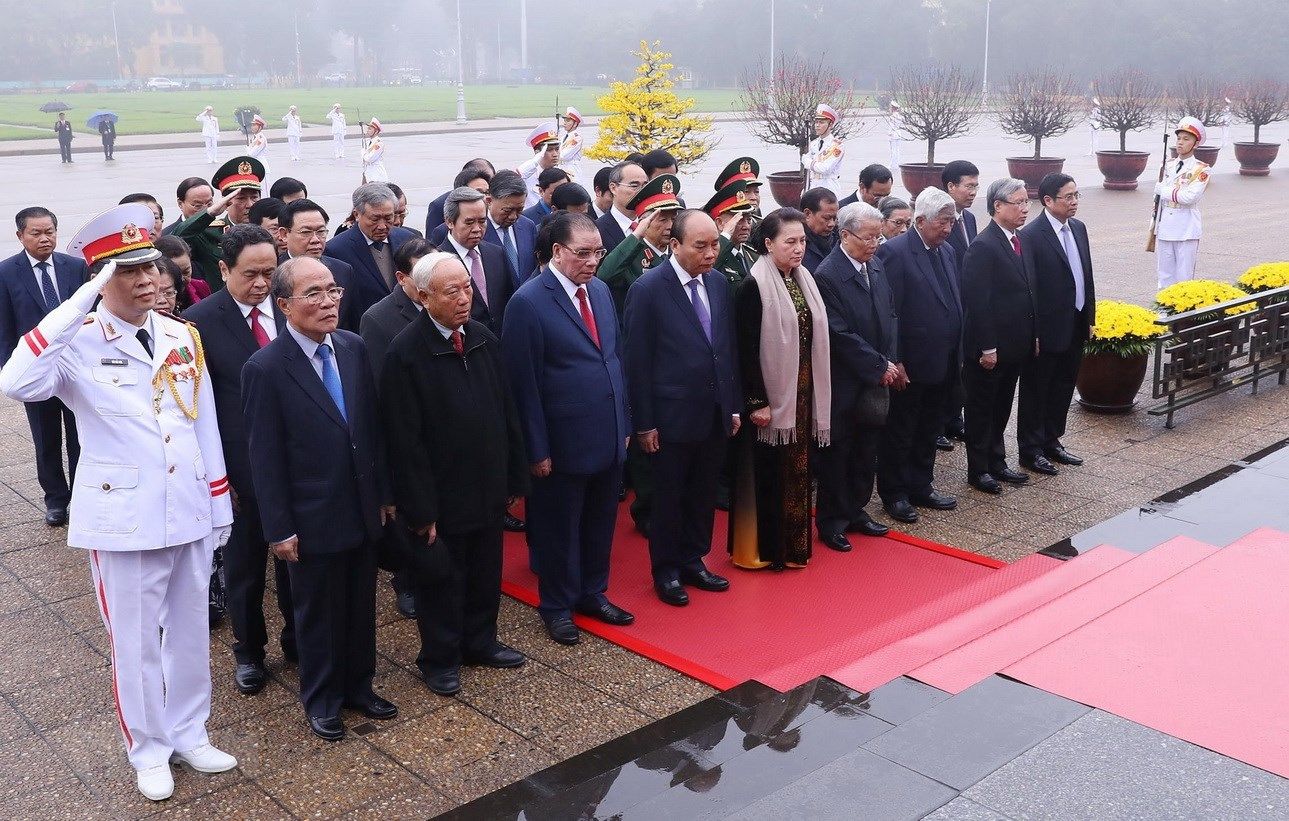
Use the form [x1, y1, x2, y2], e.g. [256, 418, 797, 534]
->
[687, 279, 712, 343]
[317, 343, 347, 421]
[500, 228, 520, 278]
[36, 262, 60, 310]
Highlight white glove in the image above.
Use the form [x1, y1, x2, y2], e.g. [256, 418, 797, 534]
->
[214, 526, 232, 548]
[92, 259, 117, 286]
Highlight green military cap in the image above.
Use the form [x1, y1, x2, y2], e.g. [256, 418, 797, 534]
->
[714, 157, 761, 191]
[703, 180, 755, 219]
[627, 174, 682, 217]
[212, 155, 265, 194]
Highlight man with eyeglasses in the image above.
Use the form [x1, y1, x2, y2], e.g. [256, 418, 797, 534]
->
[173, 155, 265, 292]
[595, 160, 648, 255]
[242, 256, 399, 741]
[324, 183, 417, 316]
[277, 198, 361, 331]
[939, 159, 980, 450]
[438, 186, 515, 335]
[960, 178, 1039, 497]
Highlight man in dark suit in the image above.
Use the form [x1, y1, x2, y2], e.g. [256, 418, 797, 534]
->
[183, 225, 295, 693]
[940, 159, 980, 449]
[431, 171, 539, 288]
[522, 166, 571, 224]
[960, 178, 1039, 495]
[0, 207, 86, 525]
[55, 113, 73, 163]
[502, 213, 634, 646]
[323, 183, 416, 317]
[800, 187, 839, 272]
[241, 256, 398, 741]
[425, 159, 495, 237]
[596, 161, 648, 255]
[623, 211, 740, 606]
[1018, 173, 1094, 474]
[438, 186, 515, 334]
[875, 188, 963, 524]
[838, 164, 894, 210]
[276, 198, 364, 333]
[813, 203, 899, 550]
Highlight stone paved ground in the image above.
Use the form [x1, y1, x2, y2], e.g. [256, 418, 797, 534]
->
[0, 117, 1286, 817]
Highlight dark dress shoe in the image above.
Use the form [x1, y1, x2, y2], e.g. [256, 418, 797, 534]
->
[308, 715, 345, 741]
[503, 514, 526, 532]
[847, 518, 890, 537]
[935, 435, 955, 452]
[423, 668, 461, 696]
[282, 643, 299, 663]
[821, 533, 853, 552]
[654, 580, 690, 606]
[994, 467, 1030, 485]
[346, 694, 398, 719]
[970, 474, 1003, 495]
[884, 500, 919, 523]
[395, 590, 417, 619]
[44, 508, 67, 526]
[576, 600, 636, 625]
[678, 568, 730, 592]
[464, 642, 526, 668]
[1046, 446, 1084, 466]
[208, 604, 225, 630]
[1021, 454, 1059, 476]
[946, 424, 966, 441]
[234, 662, 266, 694]
[545, 617, 581, 645]
[910, 490, 958, 510]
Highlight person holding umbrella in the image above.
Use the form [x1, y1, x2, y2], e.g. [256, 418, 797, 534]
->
[54, 112, 73, 163]
[98, 115, 117, 160]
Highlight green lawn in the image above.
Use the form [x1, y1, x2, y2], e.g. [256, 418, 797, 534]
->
[0, 86, 743, 140]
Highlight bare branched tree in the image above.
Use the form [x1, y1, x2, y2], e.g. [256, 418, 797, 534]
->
[739, 56, 861, 156]
[1233, 78, 1289, 144]
[1171, 77, 1228, 127]
[996, 71, 1081, 159]
[1093, 70, 1163, 153]
[890, 66, 981, 165]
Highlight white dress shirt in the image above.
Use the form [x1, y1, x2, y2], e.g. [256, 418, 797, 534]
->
[672, 259, 709, 316]
[1046, 210, 1086, 311]
[549, 263, 591, 316]
[26, 252, 57, 301]
[488, 217, 518, 251]
[429, 315, 462, 341]
[235, 296, 278, 342]
[611, 206, 634, 236]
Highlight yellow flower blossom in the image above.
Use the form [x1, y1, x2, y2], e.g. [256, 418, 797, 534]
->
[1237, 262, 1289, 294]
[1086, 300, 1165, 356]
[1155, 279, 1256, 317]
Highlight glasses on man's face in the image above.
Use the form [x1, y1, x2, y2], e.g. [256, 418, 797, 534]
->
[158, 288, 178, 299]
[285, 286, 345, 306]
[616, 180, 644, 191]
[884, 218, 911, 228]
[560, 245, 606, 261]
[294, 228, 329, 239]
[1004, 197, 1031, 208]
[1055, 192, 1081, 202]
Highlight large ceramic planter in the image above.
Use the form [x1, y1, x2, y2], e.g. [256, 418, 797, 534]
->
[767, 170, 806, 209]
[1006, 156, 1065, 198]
[898, 163, 946, 200]
[1076, 351, 1148, 413]
[1233, 141, 1280, 176]
[1095, 150, 1151, 190]
[1171, 145, 1221, 166]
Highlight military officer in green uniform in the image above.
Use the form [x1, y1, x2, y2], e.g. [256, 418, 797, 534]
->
[597, 173, 682, 321]
[704, 180, 759, 286]
[172, 156, 265, 291]
[714, 156, 764, 230]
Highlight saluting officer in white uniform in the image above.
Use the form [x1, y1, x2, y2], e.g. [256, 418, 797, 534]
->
[803, 103, 845, 194]
[1154, 116, 1212, 288]
[361, 117, 388, 183]
[248, 114, 268, 160]
[519, 124, 561, 207]
[282, 105, 303, 161]
[0, 204, 236, 803]
[326, 103, 347, 159]
[196, 106, 219, 164]
[558, 106, 585, 182]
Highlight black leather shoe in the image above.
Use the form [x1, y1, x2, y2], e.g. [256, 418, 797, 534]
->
[1046, 446, 1084, 466]
[577, 600, 636, 625]
[654, 580, 690, 606]
[503, 514, 526, 532]
[935, 435, 955, 452]
[946, 424, 966, 441]
[423, 667, 461, 696]
[910, 490, 958, 510]
[678, 568, 730, 592]
[1021, 455, 1059, 476]
[282, 643, 299, 663]
[395, 589, 417, 619]
[308, 715, 345, 741]
[821, 533, 853, 552]
[464, 642, 526, 668]
[847, 518, 890, 537]
[346, 694, 398, 719]
[884, 500, 919, 523]
[44, 508, 67, 526]
[545, 617, 581, 645]
[994, 467, 1030, 485]
[970, 474, 1002, 495]
[234, 662, 266, 695]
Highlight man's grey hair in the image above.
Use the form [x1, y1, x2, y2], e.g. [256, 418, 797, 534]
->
[351, 182, 397, 213]
[914, 187, 956, 223]
[488, 171, 528, 200]
[271, 256, 324, 302]
[409, 251, 467, 293]
[877, 195, 911, 220]
[444, 186, 487, 224]
[837, 202, 884, 235]
[609, 161, 644, 185]
[986, 178, 1027, 216]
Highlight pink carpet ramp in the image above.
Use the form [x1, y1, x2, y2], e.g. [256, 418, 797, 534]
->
[1005, 528, 1289, 778]
[912, 537, 1219, 694]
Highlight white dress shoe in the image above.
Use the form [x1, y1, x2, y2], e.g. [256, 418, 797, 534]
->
[136, 764, 174, 801]
[170, 743, 238, 773]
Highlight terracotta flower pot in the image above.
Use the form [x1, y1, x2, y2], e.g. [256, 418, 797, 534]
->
[898, 163, 946, 200]
[1233, 141, 1280, 177]
[1095, 150, 1151, 190]
[1006, 157, 1065, 198]
[767, 170, 806, 209]
[1076, 351, 1148, 413]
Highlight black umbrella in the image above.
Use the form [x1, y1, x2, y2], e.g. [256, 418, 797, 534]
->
[40, 101, 72, 113]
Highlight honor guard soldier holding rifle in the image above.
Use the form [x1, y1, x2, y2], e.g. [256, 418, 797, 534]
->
[803, 104, 845, 194]
[0, 204, 237, 802]
[1153, 116, 1212, 288]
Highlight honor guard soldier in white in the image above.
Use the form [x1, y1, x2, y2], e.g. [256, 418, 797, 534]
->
[0, 204, 237, 802]
[362, 117, 388, 182]
[520, 124, 562, 207]
[559, 106, 585, 181]
[803, 103, 846, 194]
[1154, 116, 1212, 288]
[327, 102, 347, 159]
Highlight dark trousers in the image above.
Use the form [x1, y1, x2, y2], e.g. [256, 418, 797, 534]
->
[647, 418, 726, 585]
[411, 526, 503, 675]
[527, 465, 620, 621]
[816, 422, 881, 536]
[1018, 326, 1084, 459]
[58, 139, 72, 162]
[627, 439, 653, 526]
[224, 494, 295, 664]
[944, 370, 966, 436]
[101, 136, 113, 159]
[24, 398, 78, 510]
[879, 375, 951, 503]
[963, 358, 1024, 478]
[287, 545, 377, 719]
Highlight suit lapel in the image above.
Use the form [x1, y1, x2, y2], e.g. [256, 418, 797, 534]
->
[915, 242, 951, 310]
[151, 320, 183, 375]
[333, 334, 360, 434]
[218, 291, 261, 356]
[665, 268, 711, 348]
[1037, 214, 1073, 277]
[349, 231, 389, 297]
[14, 256, 47, 312]
[542, 269, 596, 348]
[283, 333, 348, 430]
[53, 255, 82, 300]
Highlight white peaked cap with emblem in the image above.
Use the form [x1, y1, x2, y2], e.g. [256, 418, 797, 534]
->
[564, 106, 582, 124]
[67, 203, 163, 267]
[1174, 115, 1206, 145]
[814, 103, 839, 124]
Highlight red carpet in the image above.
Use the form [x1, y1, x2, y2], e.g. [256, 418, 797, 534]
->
[501, 502, 1058, 692]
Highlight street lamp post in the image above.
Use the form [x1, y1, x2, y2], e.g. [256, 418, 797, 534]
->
[455, 0, 468, 124]
[769, 0, 776, 82]
[981, 0, 992, 106]
[110, 2, 124, 83]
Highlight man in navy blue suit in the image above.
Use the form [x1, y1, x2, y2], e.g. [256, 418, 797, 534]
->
[0, 207, 87, 525]
[431, 170, 539, 288]
[596, 161, 648, 255]
[875, 187, 963, 525]
[437, 186, 514, 335]
[623, 211, 740, 607]
[423, 159, 494, 238]
[940, 160, 980, 447]
[323, 183, 415, 317]
[502, 213, 633, 646]
[241, 256, 398, 741]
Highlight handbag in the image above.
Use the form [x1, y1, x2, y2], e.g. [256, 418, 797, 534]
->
[855, 383, 889, 427]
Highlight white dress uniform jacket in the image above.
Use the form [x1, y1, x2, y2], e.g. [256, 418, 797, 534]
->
[282, 113, 303, 136]
[804, 133, 845, 194]
[1154, 155, 1210, 242]
[248, 132, 268, 159]
[518, 154, 544, 207]
[196, 113, 219, 138]
[559, 129, 584, 181]
[362, 135, 388, 182]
